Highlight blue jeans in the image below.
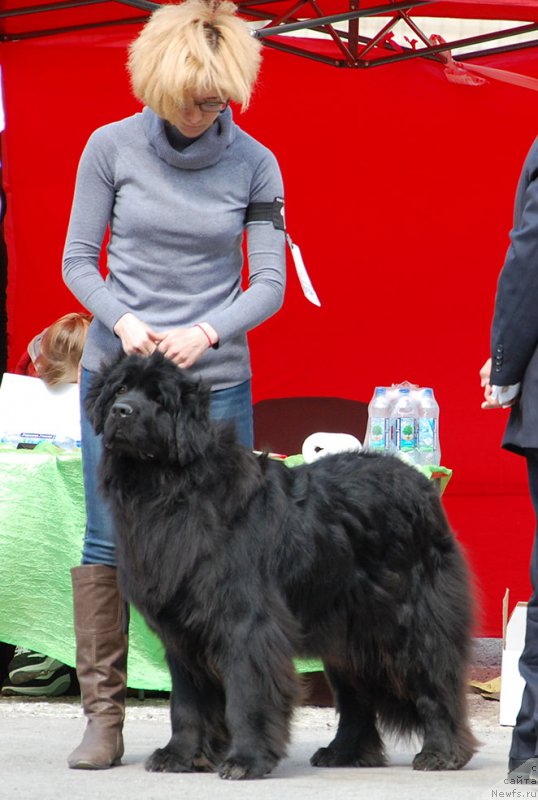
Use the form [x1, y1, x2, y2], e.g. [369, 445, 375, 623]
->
[79, 367, 253, 566]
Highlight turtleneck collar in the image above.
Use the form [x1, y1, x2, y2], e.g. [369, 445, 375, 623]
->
[142, 106, 236, 170]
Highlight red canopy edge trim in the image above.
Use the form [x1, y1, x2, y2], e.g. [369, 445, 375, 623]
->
[238, 0, 538, 23]
[426, 0, 538, 21]
[7, 0, 538, 21]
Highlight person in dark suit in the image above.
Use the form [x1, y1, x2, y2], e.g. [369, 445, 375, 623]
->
[481, 136, 538, 782]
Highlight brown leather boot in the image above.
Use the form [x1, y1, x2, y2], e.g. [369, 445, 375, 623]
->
[68, 564, 128, 770]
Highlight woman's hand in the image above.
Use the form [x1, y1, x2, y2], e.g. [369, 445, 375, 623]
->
[157, 323, 217, 369]
[114, 313, 160, 356]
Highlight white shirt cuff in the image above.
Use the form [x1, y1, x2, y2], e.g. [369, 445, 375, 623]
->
[490, 383, 520, 405]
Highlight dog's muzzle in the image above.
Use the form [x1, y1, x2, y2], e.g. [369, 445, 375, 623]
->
[105, 396, 157, 460]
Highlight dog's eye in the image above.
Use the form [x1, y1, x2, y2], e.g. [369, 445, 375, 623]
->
[116, 385, 128, 395]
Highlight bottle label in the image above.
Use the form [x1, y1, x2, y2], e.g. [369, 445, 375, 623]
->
[418, 418, 436, 452]
[369, 417, 389, 449]
[395, 417, 416, 451]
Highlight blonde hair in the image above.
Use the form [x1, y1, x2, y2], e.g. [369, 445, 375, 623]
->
[128, 0, 262, 121]
[35, 312, 91, 386]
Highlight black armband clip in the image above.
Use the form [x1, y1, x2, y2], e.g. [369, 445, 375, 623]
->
[245, 197, 285, 231]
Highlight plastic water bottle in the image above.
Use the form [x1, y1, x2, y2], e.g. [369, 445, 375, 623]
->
[417, 388, 440, 466]
[391, 387, 418, 464]
[365, 387, 392, 452]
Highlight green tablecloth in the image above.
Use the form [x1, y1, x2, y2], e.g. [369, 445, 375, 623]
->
[0, 444, 324, 690]
[283, 453, 453, 494]
[0, 445, 451, 690]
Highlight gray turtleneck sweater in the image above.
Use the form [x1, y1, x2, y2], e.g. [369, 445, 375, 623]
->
[62, 106, 286, 390]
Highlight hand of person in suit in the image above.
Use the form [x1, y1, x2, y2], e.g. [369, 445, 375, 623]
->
[480, 358, 519, 409]
[480, 358, 500, 409]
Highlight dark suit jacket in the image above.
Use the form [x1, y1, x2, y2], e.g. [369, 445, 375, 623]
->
[491, 137, 538, 454]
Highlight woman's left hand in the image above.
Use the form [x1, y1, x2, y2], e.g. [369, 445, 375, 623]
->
[157, 324, 216, 369]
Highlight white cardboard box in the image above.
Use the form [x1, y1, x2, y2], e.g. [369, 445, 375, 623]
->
[500, 589, 527, 726]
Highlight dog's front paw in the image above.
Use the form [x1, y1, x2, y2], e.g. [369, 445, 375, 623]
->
[311, 746, 385, 768]
[218, 754, 273, 780]
[145, 747, 195, 773]
[413, 750, 462, 771]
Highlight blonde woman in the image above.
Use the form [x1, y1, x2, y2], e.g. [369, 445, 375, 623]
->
[62, 0, 286, 771]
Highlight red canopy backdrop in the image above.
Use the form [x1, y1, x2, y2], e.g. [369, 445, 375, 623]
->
[1, 1, 538, 634]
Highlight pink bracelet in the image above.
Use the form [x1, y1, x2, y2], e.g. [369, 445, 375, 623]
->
[195, 323, 213, 348]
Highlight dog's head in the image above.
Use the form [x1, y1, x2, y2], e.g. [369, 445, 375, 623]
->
[85, 352, 212, 465]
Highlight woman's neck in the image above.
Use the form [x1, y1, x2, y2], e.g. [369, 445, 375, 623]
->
[164, 122, 202, 152]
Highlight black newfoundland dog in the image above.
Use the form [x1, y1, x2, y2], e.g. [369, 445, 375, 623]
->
[86, 352, 477, 780]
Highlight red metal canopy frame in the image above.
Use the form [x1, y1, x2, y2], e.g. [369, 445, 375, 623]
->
[1, 0, 537, 69]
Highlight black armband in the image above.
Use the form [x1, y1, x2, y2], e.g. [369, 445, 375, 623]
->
[245, 197, 285, 231]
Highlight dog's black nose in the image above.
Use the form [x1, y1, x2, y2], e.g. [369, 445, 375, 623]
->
[112, 401, 135, 418]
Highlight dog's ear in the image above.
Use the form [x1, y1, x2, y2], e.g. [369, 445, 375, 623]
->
[85, 356, 125, 435]
[175, 378, 213, 463]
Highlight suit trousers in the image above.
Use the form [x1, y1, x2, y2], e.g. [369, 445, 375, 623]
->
[510, 450, 538, 759]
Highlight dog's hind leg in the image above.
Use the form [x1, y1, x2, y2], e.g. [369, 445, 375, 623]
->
[310, 668, 386, 768]
[145, 656, 228, 774]
[411, 683, 478, 771]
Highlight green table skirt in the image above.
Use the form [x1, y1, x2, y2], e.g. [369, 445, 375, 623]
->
[0, 445, 324, 690]
[0, 445, 451, 691]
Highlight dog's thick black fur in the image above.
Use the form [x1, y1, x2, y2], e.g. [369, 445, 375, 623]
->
[86, 352, 477, 780]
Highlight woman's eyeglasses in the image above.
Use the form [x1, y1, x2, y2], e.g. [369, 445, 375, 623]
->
[194, 98, 229, 113]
